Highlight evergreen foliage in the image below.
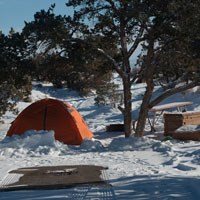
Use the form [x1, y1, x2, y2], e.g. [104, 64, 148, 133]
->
[22, 6, 117, 96]
[0, 31, 32, 118]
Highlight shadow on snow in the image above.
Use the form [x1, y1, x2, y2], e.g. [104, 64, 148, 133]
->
[1, 175, 200, 200]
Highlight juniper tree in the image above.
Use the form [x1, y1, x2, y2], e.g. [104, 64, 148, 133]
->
[66, 0, 200, 137]
[0, 31, 32, 118]
[23, 6, 117, 95]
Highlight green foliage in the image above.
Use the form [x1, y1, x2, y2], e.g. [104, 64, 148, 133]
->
[149, 0, 200, 84]
[23, 7, 118, 96]
[0, 31, 32, 118]
[163, 136, 173, 141]
[23, 6, 70, 47]
[95, 75, 120, 106]
[125, 0, 200, 87]
[30, 37, 115, 95]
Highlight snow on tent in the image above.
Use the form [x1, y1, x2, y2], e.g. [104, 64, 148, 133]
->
[6, 98, 93, 145]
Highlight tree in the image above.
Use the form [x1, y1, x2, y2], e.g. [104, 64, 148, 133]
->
[23, 6, 117, 95]
[0, 31, 32, 118]
[66, 0, 200, 137]
[135, 0, 200, 136]
[66, 0, 144, 137]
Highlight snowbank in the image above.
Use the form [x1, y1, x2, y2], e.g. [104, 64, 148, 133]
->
[0, 130, 69, 157]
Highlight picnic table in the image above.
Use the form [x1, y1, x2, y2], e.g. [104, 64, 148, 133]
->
[148, 101, 193, 132]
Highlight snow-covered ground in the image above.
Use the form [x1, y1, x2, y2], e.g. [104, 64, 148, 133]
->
[1, 81, 200, 199]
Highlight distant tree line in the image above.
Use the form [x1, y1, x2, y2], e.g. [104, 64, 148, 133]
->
[1, 1, 200, 138]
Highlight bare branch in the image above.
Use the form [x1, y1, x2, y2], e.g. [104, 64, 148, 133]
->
[150, 80, 200, 108]
[106, 0, 119, 14]
[118, 105, 125, 114]
[97, 48, 123, 77]
[159, 73, 188, 90]
[130, 68, 140, 84]
[128, 27, 144, 58]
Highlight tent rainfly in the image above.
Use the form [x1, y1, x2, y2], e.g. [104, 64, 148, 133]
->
[6, 98, 93, 145]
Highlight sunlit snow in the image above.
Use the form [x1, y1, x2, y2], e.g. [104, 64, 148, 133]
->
[1, 81, 200, 199]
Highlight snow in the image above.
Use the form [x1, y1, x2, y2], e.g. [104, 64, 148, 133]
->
[1, 82, 200, 199]
[176, 125, 200, 132]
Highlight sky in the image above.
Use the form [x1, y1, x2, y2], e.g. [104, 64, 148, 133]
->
[0, 0, 74, 34]
[0, 0, 140, 65]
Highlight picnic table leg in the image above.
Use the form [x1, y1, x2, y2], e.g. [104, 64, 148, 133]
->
[147, 112, 156, 132]
[148, 111, 164, 132]
[177, 106, 187, 112]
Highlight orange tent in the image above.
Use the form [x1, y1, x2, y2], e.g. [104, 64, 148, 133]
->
[6, 98, 93, 145]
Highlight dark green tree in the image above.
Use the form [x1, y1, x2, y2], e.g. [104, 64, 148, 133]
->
[0, 31, 32, 118]
[23, 6, 117, 95]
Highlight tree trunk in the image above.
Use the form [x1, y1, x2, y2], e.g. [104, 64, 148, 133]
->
[135, 38, 155, 137]
[123, 77, 132, 137]
[135, 81, 154, 136]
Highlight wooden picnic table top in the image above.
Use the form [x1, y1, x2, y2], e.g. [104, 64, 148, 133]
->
[149, 101, 193, 112]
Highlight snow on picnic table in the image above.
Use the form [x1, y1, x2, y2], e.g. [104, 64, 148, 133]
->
[1, 83, 200, 199]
